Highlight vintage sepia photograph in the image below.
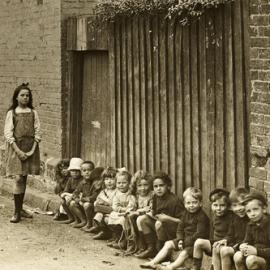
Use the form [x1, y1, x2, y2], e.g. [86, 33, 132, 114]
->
[0, 0, 269, 269]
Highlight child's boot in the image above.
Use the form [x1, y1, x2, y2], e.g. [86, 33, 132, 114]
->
[137, 233, 156, 259]
[135, 231, 146, 256]
[10, 194, 22, 223]
[190, 258, 202, 270]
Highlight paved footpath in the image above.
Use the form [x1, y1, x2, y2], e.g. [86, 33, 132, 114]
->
[0, 195, 145, 270]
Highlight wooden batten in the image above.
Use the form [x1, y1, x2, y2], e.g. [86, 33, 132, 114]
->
[67, 16, 108, 51]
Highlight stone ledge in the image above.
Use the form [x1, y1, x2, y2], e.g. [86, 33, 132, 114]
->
[0, 176, 59, 213]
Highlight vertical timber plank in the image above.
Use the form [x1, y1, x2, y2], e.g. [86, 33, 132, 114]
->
[109, 23, 116, 166]
[139, 18, 147, 170]
[133, 17, 141, 172]
[146, 17, 155, 173]
[190, 22, 200, 188]
[198, 16, 209, 207]
[167, 19, 176, 189]
[224, 3, 236, 190]
[182, 26, 192, 188]
[215, 6, 225, 188]
[159, 18, 169, 173]
[206, 11, 216, 190]
[175, 24, 184, 196]
[153, 16, 161, 170]
[233, 0, 246, 187]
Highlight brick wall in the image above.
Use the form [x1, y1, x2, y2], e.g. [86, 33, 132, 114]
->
[249, 0, 270, 198]
[0, 0, 62, 161]
[0, 0, 99, 163]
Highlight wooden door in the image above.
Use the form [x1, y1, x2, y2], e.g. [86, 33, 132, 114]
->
[81, 51, 110, 166]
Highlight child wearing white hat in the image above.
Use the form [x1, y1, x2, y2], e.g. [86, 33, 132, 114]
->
[59, 157, 84, 224]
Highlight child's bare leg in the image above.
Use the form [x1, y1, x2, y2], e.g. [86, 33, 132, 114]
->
[140, 240, 175, 268]
[220, 246, 235, 270]
[192, 239, 212, 270]
[60, 199, 75, 224]
[212, 246, 222, 270]
[246, 255, 267, 270]
[233, 251, 247, 270]
[83, 202, 93, 228]
[166, 249, 189, 270]
[69, 201, 86, 228]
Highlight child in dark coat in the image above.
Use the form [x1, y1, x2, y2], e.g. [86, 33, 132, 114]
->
[213, 187, 250, 270]
[140, 187, 209, 270]
[137, 172, 184, 259]
[192, 188, 234, 270]
[234, 191, 270, 270]
[53, 159, 70, 221]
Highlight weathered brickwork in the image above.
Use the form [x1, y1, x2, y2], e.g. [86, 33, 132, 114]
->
[249, 0, 270, 199]
[0, 0, 98, 163]
[0, 0, 62, 160]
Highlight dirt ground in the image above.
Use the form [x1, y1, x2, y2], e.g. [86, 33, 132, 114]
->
[0, 195, 146, 270]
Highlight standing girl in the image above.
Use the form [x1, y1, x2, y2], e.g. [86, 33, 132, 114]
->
[4, 83, 41, 223]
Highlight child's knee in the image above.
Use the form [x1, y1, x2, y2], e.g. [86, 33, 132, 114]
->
[164, 240, 175, 251]
[155, 220, 162, 230]
[70, 200, 76, 207]
[194, 239, 205, 250]
[83, 202, 92, 210]
[136, 215, 144, 226]
[233, 251, 244, 265]
[220, 246, 233, 258]
[246, 255, 258, 269]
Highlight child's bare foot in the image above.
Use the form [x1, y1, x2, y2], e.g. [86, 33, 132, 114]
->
[140, 261, 156, 269]
[73, 221, 87, 228]
[81, 224, 91, 231]
[60, 218, 74, 224]
[84, 226, 100, 233]
[155, 264, 172, 270]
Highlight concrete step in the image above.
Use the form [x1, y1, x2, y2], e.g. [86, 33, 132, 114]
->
[0, 176, 59, 213]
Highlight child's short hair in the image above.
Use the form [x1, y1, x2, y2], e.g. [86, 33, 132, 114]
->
[55, 159, 70, 180]
[209, 188, 230, 205]
[81, 160, 95, 170]
[89, 167, 104, 181]
[183, 187, 202, 202]
[229, 187, 249, 203]
[242, 190, 268, 207]
[131, 170, 153, 195]
[116, 170, 132, 183]
[153, 171, 172, 187]
[102, 166, 117, 179]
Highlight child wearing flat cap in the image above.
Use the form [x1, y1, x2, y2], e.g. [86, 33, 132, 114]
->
[192, 188, 234, 270]
[234, 190, 270, 270]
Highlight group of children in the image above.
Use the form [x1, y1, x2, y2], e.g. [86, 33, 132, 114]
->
[53, 157, 270, 270]
[5, 83, 269, 270]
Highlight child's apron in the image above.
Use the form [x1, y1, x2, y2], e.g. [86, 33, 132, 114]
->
[6, 111, 40, 176]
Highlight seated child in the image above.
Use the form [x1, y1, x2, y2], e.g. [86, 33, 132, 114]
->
[59, 157, 84, 224]
[192, 188, 234, 270]
[86, 166, 117, 239]
[137, 171, 184, 259]
[53, 159, 70, 221]
[107, 169, 137, 250]
[69, 164, 103, 229]
[234, 190, 270, 270]
[213, 187, 249, 270]
[140, 187, 209, 270]
[124, 170, 153, 255]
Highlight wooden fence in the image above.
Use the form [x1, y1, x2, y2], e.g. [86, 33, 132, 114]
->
[67, 0, 250, 199]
